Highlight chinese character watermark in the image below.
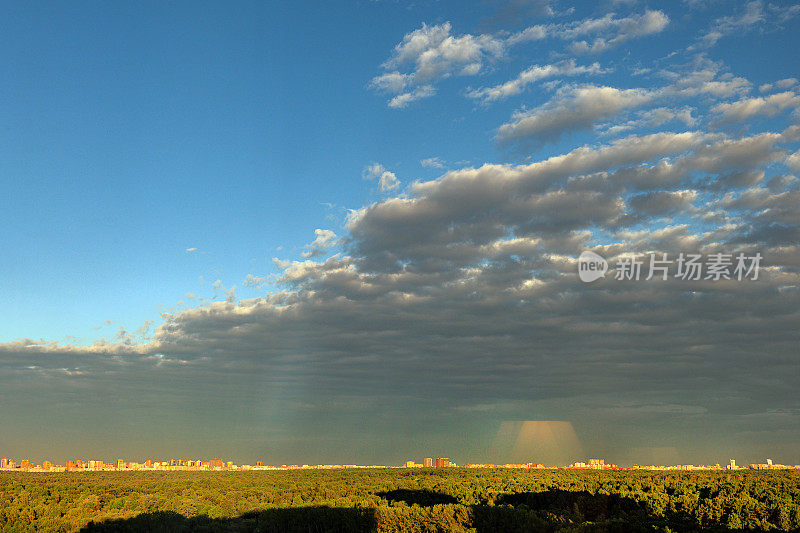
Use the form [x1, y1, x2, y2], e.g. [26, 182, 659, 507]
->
[578, 251, 608, 282]
[578, 252, 762, 283]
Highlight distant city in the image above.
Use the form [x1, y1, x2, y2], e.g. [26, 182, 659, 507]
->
[0, 456, 796, 472]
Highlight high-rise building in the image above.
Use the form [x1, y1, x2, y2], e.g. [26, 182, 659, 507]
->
[435, 458, 450, 467]
[43, 461, 53, 471]
[208, 458, 225, 469]
[0, 458, 8, 468]
[424, 458, 433, 467]
[20, 460, 33, 469]
[117, 459, 126, 469]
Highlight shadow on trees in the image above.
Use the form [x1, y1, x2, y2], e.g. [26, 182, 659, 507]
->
[81, 489, 778, 532]
[477, 490, 774, 532]
[474, 490, 668, 532]
[81, 507, 376, 533]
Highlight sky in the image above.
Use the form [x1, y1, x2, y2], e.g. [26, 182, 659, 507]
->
[1, 0, 799, 467]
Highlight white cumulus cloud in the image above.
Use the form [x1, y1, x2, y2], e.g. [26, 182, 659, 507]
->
[467, 60, 606, 103]
[496, 85, 655, 148]
[363, 163, 401, 192]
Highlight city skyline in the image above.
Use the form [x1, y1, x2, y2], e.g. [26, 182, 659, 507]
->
[0, 1, 799, 464]
[1, 454, 796, 472]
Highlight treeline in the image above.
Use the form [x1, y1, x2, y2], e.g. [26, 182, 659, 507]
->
[0, 468, 798, 531]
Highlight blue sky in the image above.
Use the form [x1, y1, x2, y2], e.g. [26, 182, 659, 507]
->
[1, 1, 800, 465]
[1, 0, 516, 343]
[1, 1, 796, 343]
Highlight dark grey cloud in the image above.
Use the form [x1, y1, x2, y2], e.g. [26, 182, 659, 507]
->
[627, 190, 696, 216]
[2, 118, 798, 464]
